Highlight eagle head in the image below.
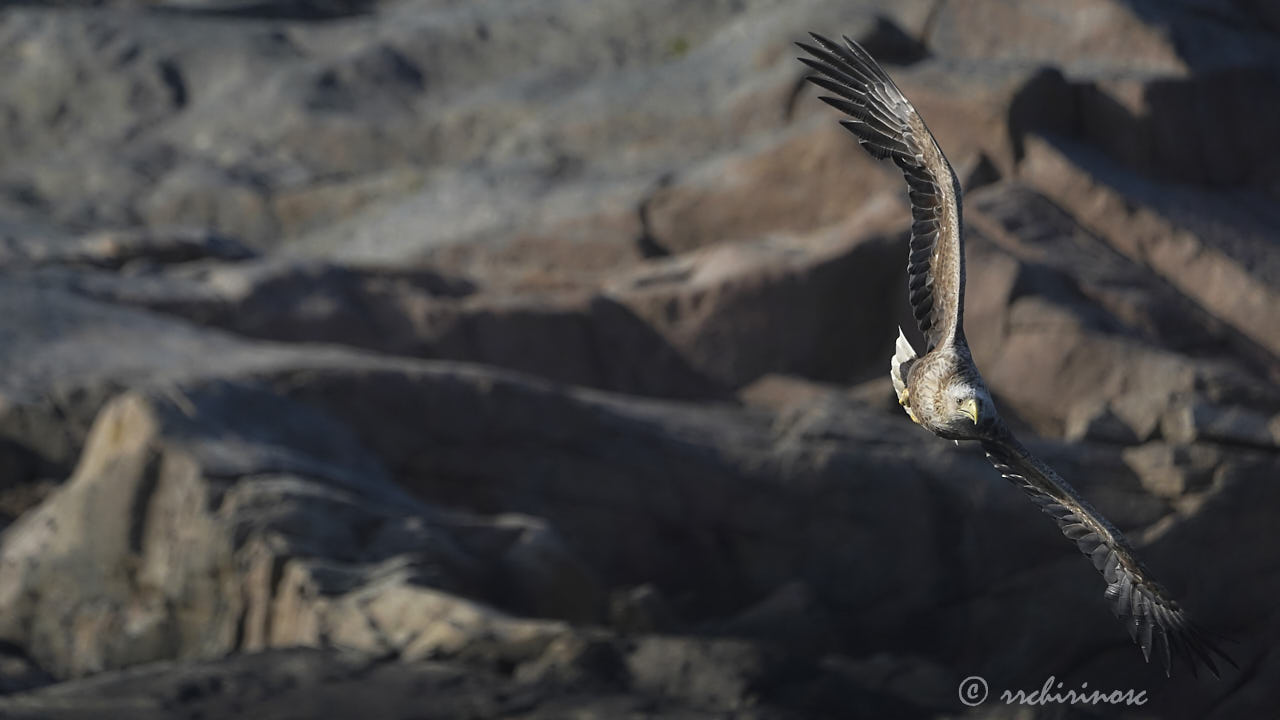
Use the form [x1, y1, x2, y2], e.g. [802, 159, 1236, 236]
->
[937, 374, 999, 440]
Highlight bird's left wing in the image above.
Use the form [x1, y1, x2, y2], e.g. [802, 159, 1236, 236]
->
[982, 431, 1234, 677]
[796, 33, 965, 352]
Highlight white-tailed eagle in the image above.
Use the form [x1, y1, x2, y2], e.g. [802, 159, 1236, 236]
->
[798, 32, 1233, 678]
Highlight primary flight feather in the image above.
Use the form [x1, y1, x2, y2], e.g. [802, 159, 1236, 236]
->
[797, 32, 1233, 678]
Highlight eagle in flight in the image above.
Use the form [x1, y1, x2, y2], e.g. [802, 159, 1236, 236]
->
[797, 33, 1233, 678]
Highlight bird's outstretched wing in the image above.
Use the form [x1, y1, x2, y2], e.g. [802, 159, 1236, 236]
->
[796, 33, 964, 352]
[982, 430, 1235, 677]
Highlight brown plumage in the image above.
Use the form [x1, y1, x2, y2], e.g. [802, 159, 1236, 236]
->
[798, 32, 1234, 678]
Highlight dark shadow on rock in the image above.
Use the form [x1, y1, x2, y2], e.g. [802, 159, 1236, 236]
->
[1008, 67, 1078, 164]
[87, 262, 727, 401]
[0, 0, 380, 20]
[963, 152, 1002, 193]
[583, 296, 729, 399]
[1088, 69, 1280, 187]
[302, 45, 425, 114]
[0, 638, 54, 695]
[857, 16, 930, 67]
[1115, 0, 1280, 63]
[0, 439, 58, 530]
[1009, 64, 1280, 189]
[148, 0, 381, 21]
[1229, 0, 1280, 33]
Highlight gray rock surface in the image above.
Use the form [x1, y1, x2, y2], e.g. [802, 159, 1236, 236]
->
[0, 0, 1278, 718]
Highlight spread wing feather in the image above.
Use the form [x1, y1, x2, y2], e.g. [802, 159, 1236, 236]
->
[797, 33, 964, 351]
[982, 430, 1235, 678]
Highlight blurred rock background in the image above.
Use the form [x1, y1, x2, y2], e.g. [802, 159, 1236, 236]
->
[0, 0, 1277, 717]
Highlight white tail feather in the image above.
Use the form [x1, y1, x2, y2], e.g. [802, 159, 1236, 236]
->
[890, 326, 918, 399]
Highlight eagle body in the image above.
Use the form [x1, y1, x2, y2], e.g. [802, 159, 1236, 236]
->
[895, 335, 998, 441]
[799, 33, 1232, 678]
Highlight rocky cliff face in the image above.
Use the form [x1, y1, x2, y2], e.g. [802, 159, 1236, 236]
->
[0, 0, 1277, 718]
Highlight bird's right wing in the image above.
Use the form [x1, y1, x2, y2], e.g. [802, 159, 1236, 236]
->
[982, 431, 1234, 677]
[797, 33, 964, 352]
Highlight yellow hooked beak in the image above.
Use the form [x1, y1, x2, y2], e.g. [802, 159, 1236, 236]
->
[959, 398, 980, 425]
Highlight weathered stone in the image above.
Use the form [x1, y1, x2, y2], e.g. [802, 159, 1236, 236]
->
[0, 380, 582, 679]
[0, 0, 1278, 716]
[1065, 398, 1141, 445]
[1021, 136, 1280, 362]
[1122, 442, 1222, 499]
[609, 583, 677, 634]
[1161, 397, 1279, 449]
[0, 227, 255, 270]
[626, 636, 775, 710]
